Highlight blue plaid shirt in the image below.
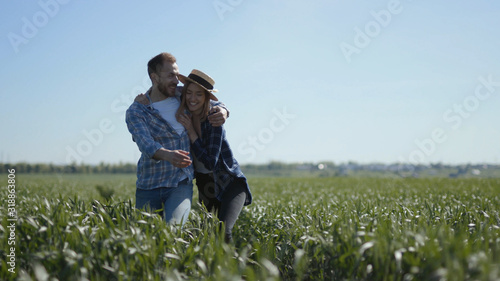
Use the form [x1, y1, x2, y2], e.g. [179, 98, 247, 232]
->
[191, 119, 252, 206]
[126, 87, 193, 190]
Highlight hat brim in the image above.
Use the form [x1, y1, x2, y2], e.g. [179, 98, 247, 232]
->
[178, 74, 218, 101]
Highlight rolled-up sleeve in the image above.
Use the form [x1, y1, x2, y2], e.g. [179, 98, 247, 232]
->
[210, 100, 229, 118]
[126, 106, 163, 159]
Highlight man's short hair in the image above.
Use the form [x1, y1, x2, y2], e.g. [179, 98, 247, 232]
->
[147, 52, 177, 78]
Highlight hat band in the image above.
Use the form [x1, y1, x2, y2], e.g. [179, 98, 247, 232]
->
[188, 74, 214, 90]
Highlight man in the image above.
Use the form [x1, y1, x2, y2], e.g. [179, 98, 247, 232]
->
[126, 52, 227, 225]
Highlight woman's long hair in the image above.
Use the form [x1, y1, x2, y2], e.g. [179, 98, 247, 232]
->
[176, 80, 211, 122]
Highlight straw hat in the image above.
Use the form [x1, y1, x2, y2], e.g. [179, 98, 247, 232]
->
[178, 69, 218, 101]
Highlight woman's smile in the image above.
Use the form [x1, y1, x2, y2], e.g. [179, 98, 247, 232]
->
[186, 83, 206, 114]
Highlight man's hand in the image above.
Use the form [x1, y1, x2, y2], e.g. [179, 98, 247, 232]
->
[135, 93, 150, 106]
[153, 148, 192, 168]
[208, 106, 228, 127]
[168, 150, 192, 168]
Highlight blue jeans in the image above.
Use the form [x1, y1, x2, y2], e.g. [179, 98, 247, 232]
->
[135, 178, 193, 226]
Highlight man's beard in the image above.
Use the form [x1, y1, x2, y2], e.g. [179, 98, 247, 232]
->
[158, 81, 177, 97]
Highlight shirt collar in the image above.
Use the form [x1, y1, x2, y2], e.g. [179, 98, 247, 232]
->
[144, 88, 154, 110]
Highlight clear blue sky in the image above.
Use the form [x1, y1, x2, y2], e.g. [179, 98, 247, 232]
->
[1, 0, 499, 165]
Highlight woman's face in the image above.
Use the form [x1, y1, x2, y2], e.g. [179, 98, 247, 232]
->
[185, 83, 206, 114]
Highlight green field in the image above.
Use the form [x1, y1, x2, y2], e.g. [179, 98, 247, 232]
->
[1, 174, 500, 280]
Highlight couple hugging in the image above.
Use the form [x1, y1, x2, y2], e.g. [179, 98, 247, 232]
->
[126, 52, 252, 242]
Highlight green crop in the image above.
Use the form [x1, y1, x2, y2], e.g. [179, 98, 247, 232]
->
[1, 175, 499, 280]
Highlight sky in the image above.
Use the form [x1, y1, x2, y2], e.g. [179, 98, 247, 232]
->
[1, 0, 500, 166]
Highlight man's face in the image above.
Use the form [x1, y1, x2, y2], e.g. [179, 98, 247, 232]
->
[156, 62, 179, 97]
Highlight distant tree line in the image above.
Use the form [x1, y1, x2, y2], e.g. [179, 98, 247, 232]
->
[0, 161, 334, 174]
[0, 162, 137, 174]
[1, 161, 498, 178]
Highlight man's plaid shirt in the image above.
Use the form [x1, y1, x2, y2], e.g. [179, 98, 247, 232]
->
[126, 88, 193, 190]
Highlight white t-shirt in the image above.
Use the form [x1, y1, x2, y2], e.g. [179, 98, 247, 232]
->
[152, 97, 185, 135]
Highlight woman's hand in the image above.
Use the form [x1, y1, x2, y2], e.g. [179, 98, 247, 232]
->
[134, 93, 150, 105]
[177, 113, 198, 142]
[177, 113, 194, 132]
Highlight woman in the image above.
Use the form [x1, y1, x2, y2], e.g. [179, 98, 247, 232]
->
[176, 69, 252, 242]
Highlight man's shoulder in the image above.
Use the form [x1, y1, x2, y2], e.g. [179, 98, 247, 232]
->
[127, 88, 153, 113]
[129, 96, 154, 110]
[126, 101, 148, 118]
